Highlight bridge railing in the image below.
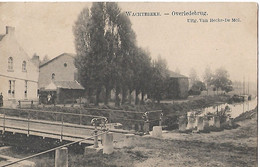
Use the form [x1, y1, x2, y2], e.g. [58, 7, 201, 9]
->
[0, 108, 109, 142]
[0, 107, 163, 133]
[83, 108, 164, 132]
[0, 107, 106, 126]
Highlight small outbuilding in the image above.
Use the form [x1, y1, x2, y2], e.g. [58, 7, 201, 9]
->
[40, 80, 84, 104]
[166, 71, 189, 99]
[38, 53, 84, 104]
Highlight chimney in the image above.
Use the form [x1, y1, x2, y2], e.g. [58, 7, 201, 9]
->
[6, 26, 15, 35]
[31, 54, 40, 68]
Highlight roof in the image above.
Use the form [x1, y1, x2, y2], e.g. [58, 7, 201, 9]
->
[54, 81, 84, 90]
[39, 53, 75, 68]
[168, 70, 188, 78]
[0, 34, 5, 41]
[44, 80, 84, 90]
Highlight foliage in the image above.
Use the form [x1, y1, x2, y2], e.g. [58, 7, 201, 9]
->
[189, 81, 206, 95]
[74, 2, 137, 106]
[74, 3, 171, 106]
[210, 67, 233, 93]
[189, 68, 198, 86]
[150, 56, 169, 103]
[216, 105, 231, 123]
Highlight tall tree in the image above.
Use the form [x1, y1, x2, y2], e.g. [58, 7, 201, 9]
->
[189, 68, 198, 86]
[74, 3, 107, 105]
[116, 12, 136, 106]
[150, 56, 169, 103]
[211, 67, 233, 94]
[203, 66, 213, 95]
[132, 48, 152, 104]
[74, 2, 137, 106]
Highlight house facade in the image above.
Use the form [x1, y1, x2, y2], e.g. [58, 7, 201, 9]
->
[38, 53, 84, 104]
[0, 26, 39, 107]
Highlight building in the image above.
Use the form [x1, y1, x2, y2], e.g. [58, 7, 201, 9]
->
[0, 26, 39, 107]
[38, 53, 84, 104]
[166, 71, 189, 99]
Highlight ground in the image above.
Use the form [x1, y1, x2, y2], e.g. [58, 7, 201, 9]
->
[75, 108, 258, 167]
[0, 108, 257, 167]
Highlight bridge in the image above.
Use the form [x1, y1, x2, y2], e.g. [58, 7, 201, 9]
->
[0, 107, 163, 167]
[0, 107, 130, 145]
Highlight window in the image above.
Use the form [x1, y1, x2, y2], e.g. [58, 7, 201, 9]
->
[8, 80, 15, 98]
[22, 61, 27, 72]
[52, 73, 55, 80]
[8, 57, 13, 71]
[24, 81, 28, 98]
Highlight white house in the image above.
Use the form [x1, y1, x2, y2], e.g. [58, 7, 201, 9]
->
[0, 26, 39, 107]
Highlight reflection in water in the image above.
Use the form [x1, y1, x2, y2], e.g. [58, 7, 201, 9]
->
[203, 97, 257, 118]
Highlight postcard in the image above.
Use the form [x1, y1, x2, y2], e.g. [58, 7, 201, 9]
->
[0, 2, 257, 167]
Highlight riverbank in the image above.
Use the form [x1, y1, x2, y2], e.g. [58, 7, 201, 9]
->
[0, 95, 236, 130]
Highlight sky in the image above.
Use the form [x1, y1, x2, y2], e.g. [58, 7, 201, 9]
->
[0, 2, 257, 83]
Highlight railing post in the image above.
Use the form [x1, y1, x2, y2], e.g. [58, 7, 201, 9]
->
[61, 113, 64, 142]
[142, 112, 150, 135]
[91, 118, 98, 148]
[101, 118, 108, 145]
[79, 110, 82, 125]
[36, 110, 38, 120]
[27, 111, 30, 136]
[3, 110, 5, 134]
[159, 111, 163, 126]
[31, 100, 33, 109]
[18, 100, 21, 108]
[55, 113, 58, 122]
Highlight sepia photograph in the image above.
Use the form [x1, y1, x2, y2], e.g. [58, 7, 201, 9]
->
[0, 2, 258, 166]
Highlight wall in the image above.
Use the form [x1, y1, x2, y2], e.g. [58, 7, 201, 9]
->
[39, 54, 77, 89]
[166, 77, 189, 99]
[178, 78, 189, 99]
[0, 27, 39, 107]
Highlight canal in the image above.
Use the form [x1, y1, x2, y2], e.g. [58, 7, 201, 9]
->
[203, 97, 258, 118]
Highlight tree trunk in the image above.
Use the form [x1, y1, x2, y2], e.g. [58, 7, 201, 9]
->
[141, 92, 145, 104]
[115, 86, 120, 107]
[128, 89, 133, 104]
[121, 87, 127, 105]
[104, 86, 111, 105]
[95, 88, 101, 106]
[135, 90, 140, 105]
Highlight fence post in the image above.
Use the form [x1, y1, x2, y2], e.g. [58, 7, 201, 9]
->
[61, 113, 64, 142]
[27, 111, 30, 136]
[55, 147, 68, 167]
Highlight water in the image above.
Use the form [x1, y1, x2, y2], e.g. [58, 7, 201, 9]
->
[202, 97, 258, 118]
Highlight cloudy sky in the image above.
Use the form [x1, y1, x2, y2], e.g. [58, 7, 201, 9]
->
[0, 2, 257, 83]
